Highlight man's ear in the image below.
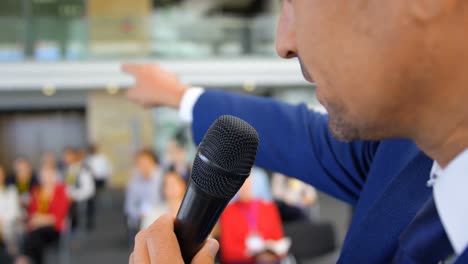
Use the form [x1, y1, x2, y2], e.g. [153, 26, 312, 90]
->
[407, 0, 457, 21]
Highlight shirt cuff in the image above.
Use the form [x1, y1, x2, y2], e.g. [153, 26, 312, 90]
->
[179, 87, 205, 123]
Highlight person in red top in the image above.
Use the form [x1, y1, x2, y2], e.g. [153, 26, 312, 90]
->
[17, 163, 70, 264]
[219, 176, 288, 264]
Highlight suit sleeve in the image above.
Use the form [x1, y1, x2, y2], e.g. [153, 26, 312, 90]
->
[191, 90, 379, 205]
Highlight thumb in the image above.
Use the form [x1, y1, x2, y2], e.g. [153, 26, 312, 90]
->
[121, 64, 141, 75]
[191, 238, 219, 264]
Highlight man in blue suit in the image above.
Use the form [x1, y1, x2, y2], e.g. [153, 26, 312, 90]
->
[125, 0, 468, 263]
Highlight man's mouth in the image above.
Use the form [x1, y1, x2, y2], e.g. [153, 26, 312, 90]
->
[298, 57, 314, 83]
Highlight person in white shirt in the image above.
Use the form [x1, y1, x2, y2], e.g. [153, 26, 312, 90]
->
[124, 149, 164, 246]
[62, 148, 95, 233]
[86, 144, 112, 191]
[0, 165, 21, 255]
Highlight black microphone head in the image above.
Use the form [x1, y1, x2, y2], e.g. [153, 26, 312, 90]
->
[191, 115, 259, 199]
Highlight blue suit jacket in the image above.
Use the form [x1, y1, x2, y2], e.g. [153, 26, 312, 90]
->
[190, 90, 468, 263]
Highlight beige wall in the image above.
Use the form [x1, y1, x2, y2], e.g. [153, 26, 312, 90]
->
[87, 91, 155, 187]
[88, 0, 151, 16]
[87, 0, 152, 56]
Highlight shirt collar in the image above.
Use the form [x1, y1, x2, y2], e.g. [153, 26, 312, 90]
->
[432, 149, 468, 255]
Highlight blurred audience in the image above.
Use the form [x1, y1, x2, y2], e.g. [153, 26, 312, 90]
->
[62, 148, 95, 232]
[124, 149, 164, 241]
[40, 152, 58, 171]
[0, 138, 323, 264]
[8, 158, 38, 209]
[17, 164, 70, 264]
[0, 165, 21, 257]
[272, 173, 319, 222]
[141, 168, 187, 229]
[219, 175, 290, 264]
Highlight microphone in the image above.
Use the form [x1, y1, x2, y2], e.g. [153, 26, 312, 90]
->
[174, 115, 259, 263]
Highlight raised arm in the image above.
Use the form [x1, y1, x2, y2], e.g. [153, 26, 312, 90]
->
[123, 64, 379, 205]
[192, 90, 379, 204]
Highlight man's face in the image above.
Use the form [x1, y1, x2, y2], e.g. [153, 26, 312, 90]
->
[136, 155, 156, 177]
[63, 151, 75, 165]
[15, 159, 32, 179]
[276, 0, 430, 141]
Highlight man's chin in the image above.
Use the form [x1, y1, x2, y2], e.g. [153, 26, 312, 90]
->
[328, 115, 360, 142]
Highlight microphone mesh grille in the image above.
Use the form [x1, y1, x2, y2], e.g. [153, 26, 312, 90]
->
[191, 115, 259, 199]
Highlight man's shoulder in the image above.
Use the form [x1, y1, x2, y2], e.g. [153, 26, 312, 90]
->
[366, 138, 431, 182]
[374, 138, 425, 158]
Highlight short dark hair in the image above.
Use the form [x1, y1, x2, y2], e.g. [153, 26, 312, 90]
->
[136, 148, 160, 164]
[88, 144, 98, 155]
[173, 128, 189, 147]
[64, 146, 78, 154]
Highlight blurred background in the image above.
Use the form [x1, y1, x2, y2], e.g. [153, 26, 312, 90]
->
[0, 0, 350, 263]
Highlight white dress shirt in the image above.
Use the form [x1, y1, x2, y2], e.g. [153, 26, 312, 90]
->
[87, 153, 113, 180]
[432, 149, 468, 255]
[66, 163, 96, 202]
[179, 87, 205, 123]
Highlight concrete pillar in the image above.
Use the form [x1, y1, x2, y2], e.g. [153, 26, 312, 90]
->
[87, 90, 155, 187]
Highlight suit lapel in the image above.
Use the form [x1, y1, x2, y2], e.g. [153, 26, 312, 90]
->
[338, 151, 433, 263]
[454, 248, 468, 264]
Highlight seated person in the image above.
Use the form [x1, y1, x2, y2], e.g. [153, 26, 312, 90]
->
[219, 175, 290, 264]
[140, 168, 187, 229]
[17, 164, 70, 264]
[0, 165, 21, 256]
[7, 157, 39, 209]
[272, 173, 319, 222]
[124, 149, 164, 241]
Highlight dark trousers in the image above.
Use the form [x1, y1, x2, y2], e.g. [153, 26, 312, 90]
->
[0, 241, 13, 264]
[22, 226, 59, 264]
[86, 197, 95, 231]
[275, 200, 307, 223]
[69, 202, 79, 232]
[85, 179, 106, 231]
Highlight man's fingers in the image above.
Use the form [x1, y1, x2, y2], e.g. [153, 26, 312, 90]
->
[126, 88, 153, 107]
[146, 214, 184, 264]
[126, 88, 140, 104]
[191, 238, 219, 264]
[133, 230, 151, 264]
[126, 87, 138, 98]
[121, 64, 141, 75]
[129, 214, 216, 264]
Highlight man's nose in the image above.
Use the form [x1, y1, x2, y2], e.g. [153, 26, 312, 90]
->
[276, 7, 298, 59]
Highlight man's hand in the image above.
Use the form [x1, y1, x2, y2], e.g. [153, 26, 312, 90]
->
[122, 64, 189, 109]
[129, 214, 219, 264]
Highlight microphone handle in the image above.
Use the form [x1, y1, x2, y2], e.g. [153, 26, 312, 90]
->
[174, 181, 229, 263]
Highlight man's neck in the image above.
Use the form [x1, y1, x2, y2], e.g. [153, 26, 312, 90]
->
[416, 125, 468, 168]
[409, 81, 468, 168]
